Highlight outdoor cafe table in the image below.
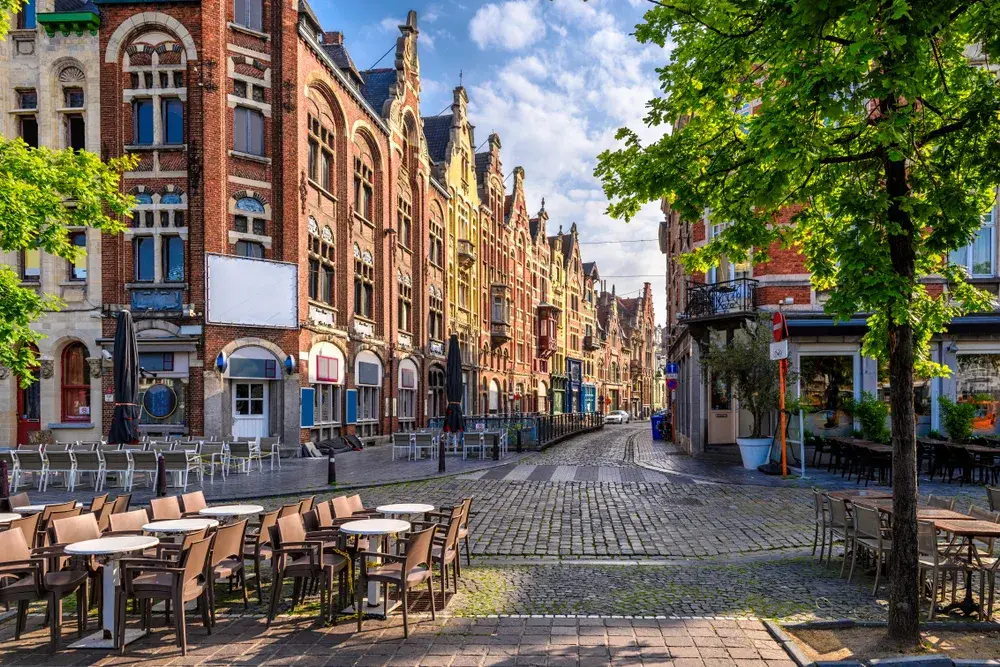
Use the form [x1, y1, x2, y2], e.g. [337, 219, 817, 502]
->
[376, 503, 435, 516]
[851, 498, 976, 522]
[0, 512, 20, 524]
[198, 504, 264, 522]
[142, 518, 219, 535]
[65, 535, 160, 649]
[340, 518, 411, 618]
[933, 519, 1000, 617]
[827, 490, 893, 502]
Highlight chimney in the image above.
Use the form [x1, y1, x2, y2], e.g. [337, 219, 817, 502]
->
[322, 32, 343, 46]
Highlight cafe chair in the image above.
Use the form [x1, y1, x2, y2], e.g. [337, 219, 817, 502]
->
[266, 514, 348, 626]
[5, 491, 30, 513]
[86, 493, 110, 516]
[150, 496, 183, 521]
[851, 505, 892, 594]
[825, 497, 854, 572]
[243, 509, 278, 603]
[109, 493, 132, 515]
[928, 495, 957, 511]
[180, 491, 208, 517]
[358, 524, 437, 638]
[117, 536, 215, 656]
[208, 519, 250, 623]
[47, 514, 105, 627]
[7, 514, 40, 551]
[413, 506, 464, 597]
[918, 520, 969, 620]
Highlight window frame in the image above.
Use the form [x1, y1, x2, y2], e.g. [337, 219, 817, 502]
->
[162, 235, 184, 283]
[133, 99, 154, 145]
[233, 106, 265, 156]
[61, 342, 91, 423]
[234, 0, 263, 32]
[68, 231, 87, 281]
[235, 240, 265, 258]
[134, 236, 155, 282]
[161, 98, 184, 145]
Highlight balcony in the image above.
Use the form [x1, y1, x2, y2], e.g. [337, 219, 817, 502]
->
[457, 239, 475, 268]
[538, 331, 557, 359]
[684, 277, 758, 321]
[490, 322, 512, 344]
[583, 334, 602, 351]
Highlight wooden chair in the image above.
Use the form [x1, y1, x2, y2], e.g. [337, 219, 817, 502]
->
[826, 497, 854, 572]
[266, 514, 348, 626]
[358, 524, 437, 637]
[243, 509, 278, 603]
[150, 496, 183, 521]
[0, 528, 89, 651]
[812, 490, 828, 562]
[118, 536, 215, 656]
[208, 519, 249, 623]
[928, 495, 956, 511]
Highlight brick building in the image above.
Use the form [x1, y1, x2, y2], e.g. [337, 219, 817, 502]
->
[1, 5, 658, 445]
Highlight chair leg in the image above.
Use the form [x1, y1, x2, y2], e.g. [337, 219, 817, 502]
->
[15, 600, 28, 640]
[174, 591, 187, 656]
[400, 586, 408, 639]
[872, 552, 882, 595]
[200, 592, 212, 634]
[464, 535, 471, 566]
[77, 581, 87, 638]
[440, 562, 447, 601]
[844, 536, 855, 580]
[266, 568, 283, 626]
[254, 555, 264, 604]
[427, 576, 436, 620]
[241, 568, 249, 610]
[49, 595, 61, 652]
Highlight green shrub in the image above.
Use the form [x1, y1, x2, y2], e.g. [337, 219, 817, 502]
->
[939, 396, 976, 442]
[844, 391, 890, 444]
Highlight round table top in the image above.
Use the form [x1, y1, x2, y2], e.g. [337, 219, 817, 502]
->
[143, 518, 219, 534]
[340, 518, 411, 536]
[14, 502, 83, 513]
[376, 503, 434, 515]
[66, 535, 159, 556]
[198, 504, 264, 517]
[0, 512, 21, 523]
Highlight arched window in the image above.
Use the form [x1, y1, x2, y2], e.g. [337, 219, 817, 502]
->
[235, 196, 266, 236]
[308, 217, 335, 306]
[307, 104, 335, 192]
[61, 343, 91, 422]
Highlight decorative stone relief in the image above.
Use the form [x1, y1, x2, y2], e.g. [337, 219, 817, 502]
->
[87, 358, 103, 379]
[0, 365, 9, 381]
[39, 359, 54, 379]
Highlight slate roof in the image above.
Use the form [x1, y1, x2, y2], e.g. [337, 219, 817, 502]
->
[475, 152, 490, 181]
[359, 68, 397, 115]
[582, 261, 598, 278]
[422, 115, 453, 164]
[54, 0, 99, 12]
[323, 44, 362, 84]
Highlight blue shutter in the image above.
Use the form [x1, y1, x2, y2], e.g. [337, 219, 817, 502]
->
[300, 388, 315, 428]
[345, 389, 357, 424]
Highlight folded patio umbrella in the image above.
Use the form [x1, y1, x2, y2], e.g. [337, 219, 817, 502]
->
[441, 334, 465, 472]
[107, 310, 140, 445]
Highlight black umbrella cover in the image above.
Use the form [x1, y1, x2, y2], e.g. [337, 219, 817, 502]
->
[0, 459, 9, 501]
[443, 334, 465, 434]
[108, 310, 140, 445]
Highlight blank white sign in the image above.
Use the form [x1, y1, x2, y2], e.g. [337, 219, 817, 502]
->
[206, 253, 298, 328]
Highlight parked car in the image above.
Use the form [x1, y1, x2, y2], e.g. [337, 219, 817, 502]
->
[604, 410, 630, 424]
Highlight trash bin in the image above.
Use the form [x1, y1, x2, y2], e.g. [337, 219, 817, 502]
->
[651, 413, 664, 441]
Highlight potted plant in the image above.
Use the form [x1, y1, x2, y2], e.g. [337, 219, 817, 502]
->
[702, 314, 797, 469]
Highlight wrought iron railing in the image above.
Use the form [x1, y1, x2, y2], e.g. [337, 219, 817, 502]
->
[684, 277, 758, 319]
[426, 412, 603, 449]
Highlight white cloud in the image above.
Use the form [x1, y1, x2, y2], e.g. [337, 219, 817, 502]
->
[469, 0, 546, 51]
[378, 16, 402, 32]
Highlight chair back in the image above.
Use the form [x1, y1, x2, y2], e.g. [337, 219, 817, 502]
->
[405, 525, 437, 574]
[212, 519, 248, 567]
[87, 493, 110, 515]
[332, 496, 352, 519]
[7, 491, 30, 510]
[347, 495, 365, 514]
[162, 451, 191, 470]
[181, 491, 207, 513]
[970, 506, 1000, 555]
[95, 503, 114, 532]
[98, 444, 121, 453]
[414, 433, 434, 447]
[103, 451, 131, 471]
[928, 495, 956, 511]
[181, 536, 214, 587]
[459, 497, 473, 531]
[0, 527, 32, 563]
[393, 433, 412, 446]
[109, 509, 149, 533]
[828, 497, 849, 528]
[51, 513, 101, 545]
[276, 513, 308, 545]
[148, 442, 172, 454]
[442, 505, 463, 550]
[854, 505, 883, 540]
[47, 507, 83, 526]
[254, 509, 280, 548]
[150, 496, 182, 521]
[989, 486, 1000, 512]
[812, 489, 827, 520]
[173, 441, 201, 453]
[41, 500, 77, 522]
[229, 442, 252, 458]
[132, 451, 159, 471]
[314, 501, 334, 528]
[8, 513, 40, 549]
[46, 451, 74, 471]
[298, 496, 316, 513]
[45, 443, 70, 452]
[277, 502, 300, 518]
[110, 493, 132, 514]
[917, 520, 939, 559]
[15, 450, 44, 472]
[74, 451, 103, 472]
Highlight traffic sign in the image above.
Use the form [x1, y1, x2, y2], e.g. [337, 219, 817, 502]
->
[772, 312, 788, 342]
[770, 340, 789, 361]
[667, 378, 678, 390]
[666, 362, 679, 375]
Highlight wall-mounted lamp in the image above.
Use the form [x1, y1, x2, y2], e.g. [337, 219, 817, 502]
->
[216, 351, 228, 374]
[285, 355, 296, 375]
[947, 341, 960, 354]
[780, 297, 795, 306]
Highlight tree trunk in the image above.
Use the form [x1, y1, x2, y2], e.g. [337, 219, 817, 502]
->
[885, 152, 920, 644]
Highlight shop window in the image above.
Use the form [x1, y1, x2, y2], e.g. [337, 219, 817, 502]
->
[61, 342, 91, 422]
[956, 354, 1000, 436]
[68, 231, 86, 280]
[134, 236, 154, 282]
[800, 355, 855, 437]
[161, 98, 184, 144]
[139, 352, 174, 372]
[234, 0, 263, 31]
[162, 236, 184, 282]
[234, 106, 264, 155]
[876, 361, 931, 436]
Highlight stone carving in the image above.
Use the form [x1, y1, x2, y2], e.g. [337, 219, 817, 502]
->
[39, 359, 54, 379]
[87, 358, 103, 379]
[0, 365, 9, 381]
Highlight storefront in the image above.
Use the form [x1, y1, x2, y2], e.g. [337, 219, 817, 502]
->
[567, 359, 582, 413]
[225, 346, 282, 439]
[582, 383, 597, 413]
[954, 351, 1000, 436]
[354, 350, 382, 438]
[307, 341, 345, 442]
[397, 357, 419, 431]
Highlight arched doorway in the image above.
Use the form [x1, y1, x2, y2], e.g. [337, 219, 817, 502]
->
[16, 346, 40, 445]
[226, 345, 279, 438]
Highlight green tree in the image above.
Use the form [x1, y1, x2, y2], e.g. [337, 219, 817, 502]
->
[1, 6, 136, 383]
[596, 0, 1000, 643]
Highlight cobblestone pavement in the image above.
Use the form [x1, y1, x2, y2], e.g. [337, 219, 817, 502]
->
[0, 613, 794, 667]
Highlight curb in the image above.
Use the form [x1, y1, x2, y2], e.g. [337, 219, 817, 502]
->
[770, 619, 1000, 667]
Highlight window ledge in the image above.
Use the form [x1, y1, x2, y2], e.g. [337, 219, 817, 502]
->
[307, 179, 337, 202]
[126, 282, 188, 290]
[353, 212, 375, 228]
[126, 143, 187, 152]
[19, 280, 41, 288]
[8, 108, 37, 115]
[59, 280, 87, 287]
[228, 22, 270, 41]
[229, 149, 271, 165]
[48, 422, 95, 429]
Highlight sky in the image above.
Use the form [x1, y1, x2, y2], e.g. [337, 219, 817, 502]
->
[309, 0, 671, 325]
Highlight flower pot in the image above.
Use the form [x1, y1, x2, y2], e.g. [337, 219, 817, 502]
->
[736, 437, 773, 470]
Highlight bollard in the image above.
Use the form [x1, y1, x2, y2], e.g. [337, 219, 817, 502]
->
[327, 452, 336, 485]
[516, 428, 522, 453]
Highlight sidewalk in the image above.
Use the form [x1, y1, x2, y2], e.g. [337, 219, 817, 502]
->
[15, 443, 533, 507]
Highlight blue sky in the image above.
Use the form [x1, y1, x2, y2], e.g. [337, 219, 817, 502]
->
[311, 0, 670, 324]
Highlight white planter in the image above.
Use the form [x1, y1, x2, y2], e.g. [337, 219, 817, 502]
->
[736, 437, 773, 470]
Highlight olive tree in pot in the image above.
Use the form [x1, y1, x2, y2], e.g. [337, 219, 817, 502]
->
[702, 314, 797, 469]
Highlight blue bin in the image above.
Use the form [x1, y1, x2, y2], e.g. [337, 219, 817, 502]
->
[651, 414, 664, 441]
